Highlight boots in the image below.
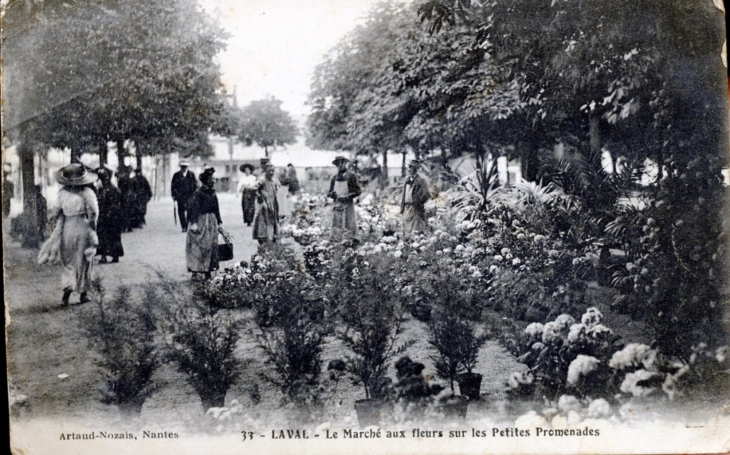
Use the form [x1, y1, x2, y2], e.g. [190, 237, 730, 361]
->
[79, 292, 91, 304]
[61, 289, 72, 306]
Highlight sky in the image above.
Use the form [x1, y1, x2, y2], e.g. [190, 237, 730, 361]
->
[199, 0, 389, 117]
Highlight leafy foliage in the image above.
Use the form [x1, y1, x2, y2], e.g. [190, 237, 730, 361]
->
[79, 279, 159, 412]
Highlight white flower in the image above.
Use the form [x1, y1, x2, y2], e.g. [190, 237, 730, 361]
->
[501, 247, 511, 256]
[512, 258, 521, 266]
[586, 398, 612, 418]
[531, 342, 545, 351]
[393, 250, 403, 259]
[515, 411, 549, 429]
[567, 355, 600, 385]
[567, 324, 586, 343]
[609, 343, 654, 370]
[517, 233, 526, 240]
[554, 314, 576, 328]
[524, 322, 544, 338]
[620, 369, 657, 397]
[581, 307, 603, 326]
[542, 321, 562, 343]
[533, 235, 547, 244]
[494, 255, 504, 262]
[489, 265, 498, 273]
[715, 346, 729, 363]
[587, 324, 613, 339]
[557, 395, 582, 413]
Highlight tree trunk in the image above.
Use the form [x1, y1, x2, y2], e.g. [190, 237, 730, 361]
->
[19, 142, 42, 248]
[116, 139, 125, 167]
[520, 139, 540, 182]
[381, 150, 388, 188]
[70, 148, 82, 164]
[136, 152, 143, 173]
[401, 151, 407, 177]
[99, 143, 108, 167]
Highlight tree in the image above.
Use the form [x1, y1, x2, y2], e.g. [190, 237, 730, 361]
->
[4, 0, 228, 245]
[239, 97, 298, 156]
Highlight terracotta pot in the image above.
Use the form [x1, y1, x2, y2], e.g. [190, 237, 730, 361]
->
[354, 399, 385, 427]
[457, 372, 482, 401]
[439, 395, 469, 419]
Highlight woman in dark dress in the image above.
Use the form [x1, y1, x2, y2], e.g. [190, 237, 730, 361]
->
[95, 167, 124, 263]
[186, 168, 223, 279]
[236, 163, 257, 226]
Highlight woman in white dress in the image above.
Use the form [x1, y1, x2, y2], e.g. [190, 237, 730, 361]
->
[46, 164, 99, 305]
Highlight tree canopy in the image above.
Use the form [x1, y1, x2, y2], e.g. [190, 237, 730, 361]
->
[238, 97, 299, 156]
[4, 0, 230, 160]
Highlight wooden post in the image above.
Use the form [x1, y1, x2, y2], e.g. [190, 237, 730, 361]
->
[19, 141, 42, 248]
[116, 139, 125, 167]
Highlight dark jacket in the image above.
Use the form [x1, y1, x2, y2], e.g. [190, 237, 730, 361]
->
[171, 170, 198, 202]
[188, 186, 221, 225]
[400, 175, 429, 213]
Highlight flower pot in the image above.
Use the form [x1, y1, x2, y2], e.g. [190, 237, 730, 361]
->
[439, 395, 469, 419]
[410, 303, 431, 322]
[354, 399, 385, 427]
[457, 373, 482, 401]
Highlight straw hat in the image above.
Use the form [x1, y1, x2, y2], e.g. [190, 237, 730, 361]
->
[55, 163, 98, 186]
[179, 160, 190, 167]
[332, 156, 349, 166]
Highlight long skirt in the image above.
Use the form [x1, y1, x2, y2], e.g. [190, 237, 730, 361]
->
[97, 221, 124, 258]
[252, 203, 278, 243]
[186, 213, 219, 272]
[403, 205, 428, 233]
[330, 202, 358, 241]
[60, 215, 96, 293]
[241, 189, 256, 225]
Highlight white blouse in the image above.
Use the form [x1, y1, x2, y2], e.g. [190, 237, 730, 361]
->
[236, 174, 258, 194]
[52, 187, 99, 221]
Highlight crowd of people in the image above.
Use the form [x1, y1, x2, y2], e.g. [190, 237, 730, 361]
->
[31, 154, 430, 305]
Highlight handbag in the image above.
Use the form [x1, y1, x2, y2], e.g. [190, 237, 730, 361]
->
[217, 229, 234, 262]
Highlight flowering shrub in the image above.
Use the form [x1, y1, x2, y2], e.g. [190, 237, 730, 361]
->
[503, 308, 623, 401]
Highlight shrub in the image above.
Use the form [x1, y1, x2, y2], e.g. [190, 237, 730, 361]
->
[255, 283, 326, 417]
[147, 276, 241, 410]
[502, 308, 623, 402]
[79, 279, 159, 414]
[334, 252, 411, 400]
[428, 308, 487, 392]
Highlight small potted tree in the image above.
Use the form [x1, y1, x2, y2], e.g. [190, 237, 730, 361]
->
[335, 254, 410, 426]
[428, 281, 488, 403]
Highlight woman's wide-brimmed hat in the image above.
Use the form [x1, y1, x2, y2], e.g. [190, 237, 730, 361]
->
[332, 155, 349, 166]
[55, 163, 98, 186]
[239, 163, 255, 173]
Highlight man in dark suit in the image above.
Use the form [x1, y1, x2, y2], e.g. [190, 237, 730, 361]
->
[171, 161, 198, 232]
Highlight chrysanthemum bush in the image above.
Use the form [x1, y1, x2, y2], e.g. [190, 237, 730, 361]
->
[502, 307, 730, 409]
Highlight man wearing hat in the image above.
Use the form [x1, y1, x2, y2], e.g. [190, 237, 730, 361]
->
[327, 155, 361, 241]
[236, 163, 257, 226]
[400, 160, 430, 233]
[171, 160, 198, 232]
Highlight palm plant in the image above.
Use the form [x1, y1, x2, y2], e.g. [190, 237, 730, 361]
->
[448, 153, 502, 221]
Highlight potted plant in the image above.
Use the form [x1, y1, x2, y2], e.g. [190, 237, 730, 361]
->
[335, 254, 410, 426]
[255, 283, 326, 423]
[429, 308, 487, 403]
